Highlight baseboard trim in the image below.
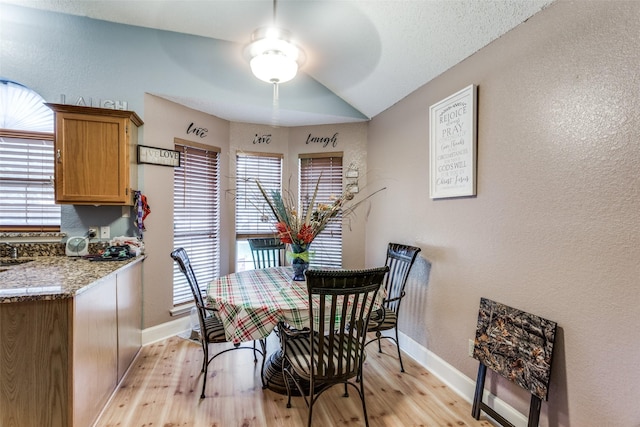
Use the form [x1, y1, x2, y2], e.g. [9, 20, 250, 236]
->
[392, 330, 528, 427]
[142, 317, 190, 345]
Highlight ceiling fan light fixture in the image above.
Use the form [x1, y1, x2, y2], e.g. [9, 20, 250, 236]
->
[245, 27, 305, 84]
[250, 50, 298, 84]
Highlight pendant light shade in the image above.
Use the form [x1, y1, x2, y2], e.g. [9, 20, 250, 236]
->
[245, 27, 305, 84]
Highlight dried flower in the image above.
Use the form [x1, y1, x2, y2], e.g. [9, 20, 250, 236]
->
[255, 175, 384, 251]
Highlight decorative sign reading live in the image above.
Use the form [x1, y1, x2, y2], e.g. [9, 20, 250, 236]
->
[253, 134, 272, 144]
[429, 85, 477, 199]
[137, 145, 181, 167]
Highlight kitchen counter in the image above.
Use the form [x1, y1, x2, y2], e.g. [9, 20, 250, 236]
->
[0, 254, 144, 427]
[0, 255, 145, 303]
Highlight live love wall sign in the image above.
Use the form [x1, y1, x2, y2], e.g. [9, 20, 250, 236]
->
[429, 84, 477, 199]
[137, 145, 181, 167]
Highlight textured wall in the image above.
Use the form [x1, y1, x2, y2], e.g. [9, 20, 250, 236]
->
[366, 2, 639, 426]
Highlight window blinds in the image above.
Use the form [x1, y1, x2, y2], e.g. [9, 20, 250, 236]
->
[299, 154, 343, 269]
[235, 152, 283, 238]
[173, 143, 221, 305]
[0, 134, 60, 230]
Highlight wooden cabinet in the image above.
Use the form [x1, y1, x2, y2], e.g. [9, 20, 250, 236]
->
[115, 261, 143, 381]
[45, 103, 143, 205]
[0, 260, 143, 427]
[73, 275, 119, 427]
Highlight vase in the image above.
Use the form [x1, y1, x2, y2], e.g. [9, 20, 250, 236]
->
[290, 244, 310, 281]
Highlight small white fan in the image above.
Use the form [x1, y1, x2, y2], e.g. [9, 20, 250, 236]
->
[65, 236, 89, 256]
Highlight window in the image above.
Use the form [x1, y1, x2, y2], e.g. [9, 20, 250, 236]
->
[235, 152, 283, 271]
[173, 139, 221, 305]
[299, 153, 343, 268]
[0, 79, 60, 231]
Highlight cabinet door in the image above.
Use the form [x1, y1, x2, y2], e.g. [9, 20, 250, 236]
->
[0, 299, 71, 427]
[73, 277, 118, 427]
[54, 112, 131, 205]
[116, 261, 142, 381]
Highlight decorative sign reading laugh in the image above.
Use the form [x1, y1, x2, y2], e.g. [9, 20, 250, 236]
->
[137, 145, 181, 167]
[305, 132, 339, 148]
[429, 85, 477, 199]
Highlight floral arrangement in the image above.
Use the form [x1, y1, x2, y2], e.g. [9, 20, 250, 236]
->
[255, 177, 383, 256]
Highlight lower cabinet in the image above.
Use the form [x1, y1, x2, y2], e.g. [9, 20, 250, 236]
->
[0, 260, 143, 427]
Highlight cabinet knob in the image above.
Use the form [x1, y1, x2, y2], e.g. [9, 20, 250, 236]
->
[56, 149, 61, 163]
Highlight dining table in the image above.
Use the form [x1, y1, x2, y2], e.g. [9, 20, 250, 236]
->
[207, 266, 314, 393]
[206, 266, 383, 394]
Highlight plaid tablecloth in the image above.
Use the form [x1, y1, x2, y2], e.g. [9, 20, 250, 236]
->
[207, 266, 383, 344]
[207, 267, 312, 344]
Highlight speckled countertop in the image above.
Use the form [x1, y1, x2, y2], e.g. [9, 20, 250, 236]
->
[0, 255, 145, 303]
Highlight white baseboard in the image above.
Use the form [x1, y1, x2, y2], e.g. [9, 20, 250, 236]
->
[141, 317, 191, 345]
[392, 330, 528, 427]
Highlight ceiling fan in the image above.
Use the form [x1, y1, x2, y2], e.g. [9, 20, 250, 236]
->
[244, 0, 306, 105]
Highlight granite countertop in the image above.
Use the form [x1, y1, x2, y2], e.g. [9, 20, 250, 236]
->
[0, 255, 145, 303]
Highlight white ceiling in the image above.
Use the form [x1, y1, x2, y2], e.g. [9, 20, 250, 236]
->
[6, 0, 554, 127]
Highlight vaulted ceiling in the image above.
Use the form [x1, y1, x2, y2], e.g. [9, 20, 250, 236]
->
[4, 0, 554, 126]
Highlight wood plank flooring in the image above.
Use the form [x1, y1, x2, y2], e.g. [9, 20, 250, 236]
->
[95, 334, 495, 427]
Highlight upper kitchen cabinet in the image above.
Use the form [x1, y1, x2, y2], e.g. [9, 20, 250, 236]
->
[45, 104, 143, 205]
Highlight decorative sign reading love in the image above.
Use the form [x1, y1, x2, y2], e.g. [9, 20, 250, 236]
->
[137, 145, 181, 167]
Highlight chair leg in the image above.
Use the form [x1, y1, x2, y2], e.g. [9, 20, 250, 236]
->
[307, 396, 314, 427]
[200, 339, 208, 372]
[375, 330, 383, 353]
[359, 377, 370, 427]
[200, 346, 209, 399]
[259, 339, 267, 388]
[394, 327, 405, 373]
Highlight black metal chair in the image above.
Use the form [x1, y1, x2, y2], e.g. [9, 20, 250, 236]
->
[170, 248, 266, 398]
[247, 237, 285, 269]
[281, 267, 389, 427]
[364, 243, 421, 373]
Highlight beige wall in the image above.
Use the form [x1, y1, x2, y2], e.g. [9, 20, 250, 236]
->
[140, 95, 231, 328]
[141, 95, 369, 327]
[365, 2, 639, 426]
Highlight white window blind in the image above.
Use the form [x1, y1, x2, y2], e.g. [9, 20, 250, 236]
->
[0, 133, 60, 230]
[235, 152, 283, 238]
[0, 80, 59, 231]
[299, 153, 343, 269]
[173, 142, 221, 306]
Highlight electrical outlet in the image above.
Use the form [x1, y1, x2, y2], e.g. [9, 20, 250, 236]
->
[468, 339, 475, 357]
[88, 227, 98, 239]
[100, 226, 110, 239]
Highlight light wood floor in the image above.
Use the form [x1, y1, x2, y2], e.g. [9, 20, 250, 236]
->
[95, 334, 495, 427]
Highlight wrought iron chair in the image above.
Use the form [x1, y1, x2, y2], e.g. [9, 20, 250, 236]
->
[247, 237, 285, 269]
[170, 248, 266, 398]
[364, 243, 421, 372]
[281, 267, 389, 427]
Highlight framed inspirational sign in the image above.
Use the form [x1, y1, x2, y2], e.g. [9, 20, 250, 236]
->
[137, 145, 181, 167]
[429, 84, 477, 199]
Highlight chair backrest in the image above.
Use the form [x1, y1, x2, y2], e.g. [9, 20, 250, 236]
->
[248, 237, 285, 269]
[170, 248, 208, 331]
[305, 267, 389, 381]
[383, 243, 422, 314]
